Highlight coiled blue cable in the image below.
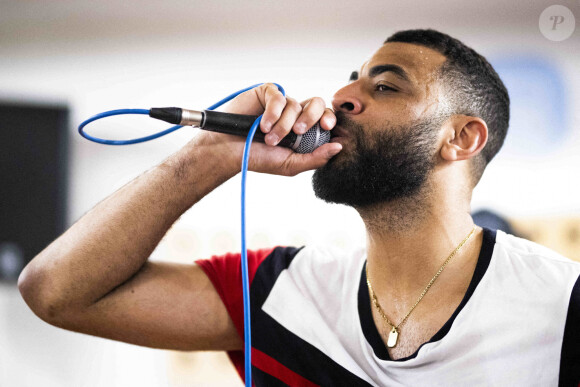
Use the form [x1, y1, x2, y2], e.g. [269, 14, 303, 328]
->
[78, 83, 286, 387]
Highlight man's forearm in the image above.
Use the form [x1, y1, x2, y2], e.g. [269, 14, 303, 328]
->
[18, 134, 239, 315]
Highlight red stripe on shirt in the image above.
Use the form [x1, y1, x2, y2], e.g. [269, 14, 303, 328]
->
[252, 347, 319, 387]
[196, 247, 276, 382]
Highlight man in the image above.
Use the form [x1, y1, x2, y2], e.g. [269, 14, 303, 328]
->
[18, 29, 579, 386]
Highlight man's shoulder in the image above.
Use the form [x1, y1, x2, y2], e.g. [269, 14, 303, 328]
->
[490, 229, 580, 316]
[285, 244, 367, 278]
[251, 244, 367, 304]
[494, 229, 580, 270]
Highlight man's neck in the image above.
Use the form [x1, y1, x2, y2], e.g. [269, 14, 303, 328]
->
[358, 184, 478, 300]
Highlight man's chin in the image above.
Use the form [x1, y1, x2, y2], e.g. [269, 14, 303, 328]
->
[311, 163, 365, 207]
[324, 144, 357, 169]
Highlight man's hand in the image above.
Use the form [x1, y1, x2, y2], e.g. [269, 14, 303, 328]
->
[201, 83, 343, 176]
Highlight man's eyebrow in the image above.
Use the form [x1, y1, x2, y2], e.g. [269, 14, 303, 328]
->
[368, 64, 410, 82]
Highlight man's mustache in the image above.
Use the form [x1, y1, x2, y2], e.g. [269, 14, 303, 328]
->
[334, 111, 364, 130]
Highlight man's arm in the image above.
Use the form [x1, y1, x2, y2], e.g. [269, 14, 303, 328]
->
[17, 84, 341, 351]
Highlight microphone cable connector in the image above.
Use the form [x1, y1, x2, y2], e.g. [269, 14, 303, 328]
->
[149, 107, 204, 127]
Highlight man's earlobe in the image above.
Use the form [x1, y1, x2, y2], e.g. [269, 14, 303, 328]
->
[441, 117, 488, 162]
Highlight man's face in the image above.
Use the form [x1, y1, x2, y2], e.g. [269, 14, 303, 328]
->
[312, 42, 449, 207]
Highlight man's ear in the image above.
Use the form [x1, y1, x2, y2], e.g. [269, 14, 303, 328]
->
[440, 116, 488, 161]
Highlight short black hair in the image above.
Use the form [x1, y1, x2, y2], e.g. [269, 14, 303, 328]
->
[385, 29, 510, 185]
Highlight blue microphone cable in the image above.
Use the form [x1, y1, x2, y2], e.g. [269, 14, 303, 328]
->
[79, 83, 286, 387]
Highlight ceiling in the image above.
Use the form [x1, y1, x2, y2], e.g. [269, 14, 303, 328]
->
[1, 0, 577, 49]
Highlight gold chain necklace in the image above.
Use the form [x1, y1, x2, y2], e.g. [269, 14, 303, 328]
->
[365, 226, 476, 348]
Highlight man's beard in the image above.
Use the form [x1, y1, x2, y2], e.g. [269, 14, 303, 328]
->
[312, 112, 440, 208]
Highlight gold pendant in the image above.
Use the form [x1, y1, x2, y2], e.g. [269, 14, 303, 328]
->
[387, 327, 399, 348]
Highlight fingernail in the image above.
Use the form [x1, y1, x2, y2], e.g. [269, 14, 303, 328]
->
[267, 133, 279, 145]
[328, 145, 342, 157]
[295, 122, 307, 133]
[262, 121, 271, 133]
[325, 116, 336, 128]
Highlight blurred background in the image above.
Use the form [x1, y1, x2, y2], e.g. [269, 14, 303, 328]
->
[0, 0, 578, 385]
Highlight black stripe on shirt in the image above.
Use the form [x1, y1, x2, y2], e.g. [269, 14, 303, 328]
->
[252, 367, 295, 387]
[559, 273, 580, 387]
[250, 246, 372, 386]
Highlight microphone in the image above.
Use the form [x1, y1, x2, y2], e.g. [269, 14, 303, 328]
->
[149, 107, 330, 153]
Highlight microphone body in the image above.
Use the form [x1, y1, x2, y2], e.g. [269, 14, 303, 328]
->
[150, 107, 330, 154]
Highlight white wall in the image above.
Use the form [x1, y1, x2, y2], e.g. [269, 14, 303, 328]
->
[1, 0, 578, 386]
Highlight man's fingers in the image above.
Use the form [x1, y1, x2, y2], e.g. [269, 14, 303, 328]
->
[282, 143, 342, 176]
[295, 98, 337, 135]
[319, 108, 337, 131]
[266, 98, 302, 146]
[259, 84, 286, 133]
[293, 97, 325, 134]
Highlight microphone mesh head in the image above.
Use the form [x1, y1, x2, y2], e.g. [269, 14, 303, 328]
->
[296, 123, 331, 154]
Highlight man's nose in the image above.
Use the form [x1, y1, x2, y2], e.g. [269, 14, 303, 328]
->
[331, 87, 363, 115]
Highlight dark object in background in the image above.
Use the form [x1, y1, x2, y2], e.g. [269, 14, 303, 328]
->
[0, 102, 68, 282]
[472, 209, 516, 236]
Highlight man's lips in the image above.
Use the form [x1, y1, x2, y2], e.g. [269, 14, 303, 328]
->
[330, 126, 349, 138]
[330, 127, 350, 144]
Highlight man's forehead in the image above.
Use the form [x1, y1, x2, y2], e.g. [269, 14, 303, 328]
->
[359, 42, 447, 81]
